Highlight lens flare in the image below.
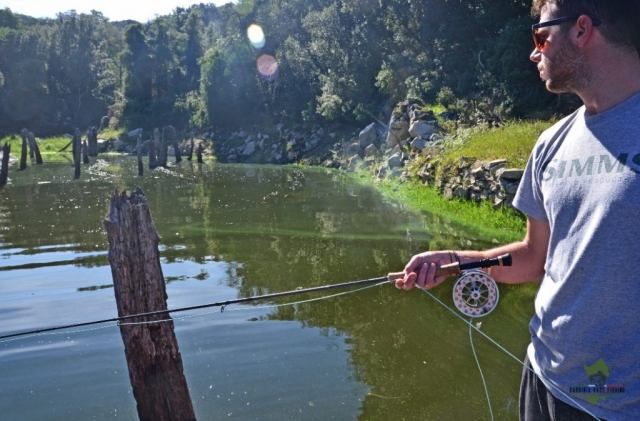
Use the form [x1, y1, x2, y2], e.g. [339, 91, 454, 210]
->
[247, 24, 265, 49]
[256, 54, 278, 81]
[256, 54, 278, 80]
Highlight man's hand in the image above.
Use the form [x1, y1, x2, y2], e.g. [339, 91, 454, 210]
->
[391, 251, 458, 290]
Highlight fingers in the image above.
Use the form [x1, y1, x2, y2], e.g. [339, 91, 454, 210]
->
[394, 258, 449, 291]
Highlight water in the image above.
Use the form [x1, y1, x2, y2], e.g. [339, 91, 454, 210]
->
[0, 156, 535, 420]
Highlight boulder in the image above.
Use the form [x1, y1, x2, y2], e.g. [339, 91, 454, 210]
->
[113, 140, 126, 152]
[97, 139, 109, 153]
[364, 144, 378, 157]
[387, 153, 403, 169]
[409, 121, 436, 139]
[242, 141, 256, 156]
[498, 168, 525, 180]
[347, 154, 361, 171]
[410, 137, 428, 152]
[128, 128, 143, 138]
[359, 123, 377, 149]
[345, 141, 361, 158]
[386, 119, 409, 147]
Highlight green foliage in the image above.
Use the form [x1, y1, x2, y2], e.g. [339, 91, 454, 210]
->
[0, 8, 20, 30]
[0, 1, 572, 137]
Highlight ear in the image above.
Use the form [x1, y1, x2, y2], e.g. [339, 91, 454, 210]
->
[574, 14, 597, 48]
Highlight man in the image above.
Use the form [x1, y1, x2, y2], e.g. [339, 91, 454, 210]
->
[394, 1, 640, 420]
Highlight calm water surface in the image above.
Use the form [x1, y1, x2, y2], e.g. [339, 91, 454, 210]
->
[0, 156, 535, 420]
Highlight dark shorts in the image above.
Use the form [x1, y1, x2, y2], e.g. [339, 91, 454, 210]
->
[519, 355, 606, 421]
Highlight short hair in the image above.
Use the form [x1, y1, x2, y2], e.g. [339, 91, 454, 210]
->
[532, 0, 640, 55]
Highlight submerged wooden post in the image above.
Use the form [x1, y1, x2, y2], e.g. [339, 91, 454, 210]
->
[196, 143, 203, 164]
[88, 126, 98, 157]
[82, 141, 90, 164]
[103, 188, 197, 421]
[0, 143, 9, 188]
[19, 129, 28, 171]
[27, 132, 43, 164]
[73, 129, 81, 179]
[148, 138, 158, 170]
[137, 135, 144, 176]
[187, 136, 194, 162]
[158, 128, 168, 168]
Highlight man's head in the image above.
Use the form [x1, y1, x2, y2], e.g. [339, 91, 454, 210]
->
[530, 0, 640, 95]
[532, 0, 640, 56]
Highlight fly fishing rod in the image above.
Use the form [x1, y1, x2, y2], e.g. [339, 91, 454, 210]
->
[0, 254, 511, 340]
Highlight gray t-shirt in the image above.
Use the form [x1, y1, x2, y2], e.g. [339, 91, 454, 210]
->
[513, 92, 640, 421]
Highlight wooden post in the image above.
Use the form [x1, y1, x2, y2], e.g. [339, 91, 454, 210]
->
[82, 141, 90, 164]
[73, 129, 81, 179]
[88, 126, 98, 157]
[157, 128, 168, 168]
[173, 133, 182, 164]
[103, 188, 197, 421]
[148, 138, 158, 170]
[19, 129, 28, 171]
[137, 135, 144, 176]
[0, 143, 9, 188]
[187, 136, 194, 162]
[27, 132, 43, 164]
[196, 143, 203, 164]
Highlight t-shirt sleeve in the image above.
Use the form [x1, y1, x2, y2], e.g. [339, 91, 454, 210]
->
[512, 145, 548, 223]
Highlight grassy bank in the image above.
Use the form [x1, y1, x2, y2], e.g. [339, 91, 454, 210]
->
[358, 119, 555, 245]
[1, 134, 73, 158]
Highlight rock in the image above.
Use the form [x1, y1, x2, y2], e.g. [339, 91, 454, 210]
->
[389, 145, 401, 156]
[377, 165, 388, 178]
[409, 121, 437, 139]
[347, 154, 361, 171]
[113, 140, 126, 152]
[364, 144, 378, 157]
[227, 154, 237, 162]
[387, 153, 403, 169]
[410, 137, 428, 152]
[359, 123, 377, 149]
[242, 141, 256, 156]
[345, 141, 361, 158]
[498, 168, 525, 180]
[389, 168, 404, 178]
[317, 127, 325, 136]
[386, 119, 409, 147]
[429, 133, 443, 143]
[97, 139, 109, 153]
[276, 123, 284, 132]
[128, 128, 143, 138]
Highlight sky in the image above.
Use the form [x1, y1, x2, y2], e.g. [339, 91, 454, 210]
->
[0, 0, 233, 23]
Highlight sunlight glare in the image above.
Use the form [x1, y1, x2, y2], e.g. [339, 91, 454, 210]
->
[247, 24, 266, 49]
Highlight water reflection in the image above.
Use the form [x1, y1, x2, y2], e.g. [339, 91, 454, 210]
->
[0, 156, 535, 420]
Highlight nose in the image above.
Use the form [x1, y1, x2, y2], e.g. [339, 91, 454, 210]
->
[530, 48, 542, 63]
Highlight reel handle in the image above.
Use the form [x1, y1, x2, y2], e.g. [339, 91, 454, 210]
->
[435, 253, 512, 277]
[387, 253, 511, 282]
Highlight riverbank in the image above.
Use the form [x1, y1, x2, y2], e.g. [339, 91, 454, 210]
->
[2, 111, 550, 243]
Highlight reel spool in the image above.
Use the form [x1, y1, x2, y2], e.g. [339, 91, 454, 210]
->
[452, 270, 499, 317]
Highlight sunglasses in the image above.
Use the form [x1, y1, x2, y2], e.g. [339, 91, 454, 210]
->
[532, 15, 602, 50]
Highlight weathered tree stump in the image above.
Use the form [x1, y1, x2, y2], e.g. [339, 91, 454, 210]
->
[103, 188, 197, 421]
[196, 143, 204, 164]
[187, 136, 194, 162]
[148, 138, 158, 170]
[19, 130, 28, 171]
[82, 141, 90, 164]
[27, 132, 43, 164]
[157, 128, 168, 168]
[137, 136, 144, 176]
[73, 129, 81, 179]
[88, 126, 98, 157]
[0, 143, 10, 188]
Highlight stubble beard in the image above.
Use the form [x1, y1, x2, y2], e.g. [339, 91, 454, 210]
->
[543, 36, 591, 94]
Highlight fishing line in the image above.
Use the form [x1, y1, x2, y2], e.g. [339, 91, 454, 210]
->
[418, 287, 602, 421]
[469, 318, 495, 421]
[0, 281, 389, 343]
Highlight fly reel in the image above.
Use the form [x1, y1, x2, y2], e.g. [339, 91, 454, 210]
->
[452, 270, 499, 317]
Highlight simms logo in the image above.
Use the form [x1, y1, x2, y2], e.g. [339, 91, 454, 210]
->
[569, 359, 626, 405]
[543, 152, 640, 181]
